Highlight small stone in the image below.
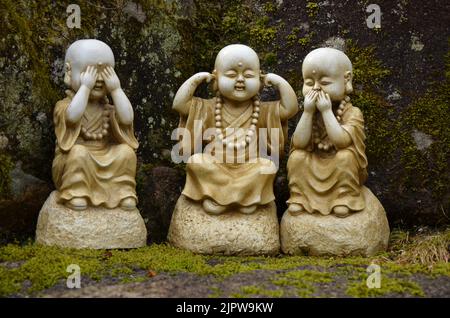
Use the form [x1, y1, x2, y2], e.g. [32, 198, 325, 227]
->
[344, 96, 350, 102]
[216, 121, 222, 128]
[215, 115, 221, 121]
[251, 118, 258, 124]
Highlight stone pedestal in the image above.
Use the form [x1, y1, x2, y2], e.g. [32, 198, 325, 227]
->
[35, 191, 147, 249]
[168, 195, 280, 255]
[280, 186, 390, 257]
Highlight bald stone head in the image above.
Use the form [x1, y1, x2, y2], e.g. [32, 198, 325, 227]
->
[64, 39, 115, 92]
[302, 47, 353, 102]
[213, 44, 262, 102]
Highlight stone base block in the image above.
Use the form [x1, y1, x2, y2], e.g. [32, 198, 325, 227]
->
[168, 195, 280, 255]
[280, 187, 390, 257]
[36, 191, 147, 249]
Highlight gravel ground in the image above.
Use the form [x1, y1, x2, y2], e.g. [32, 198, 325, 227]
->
[34, 267, 450, 298]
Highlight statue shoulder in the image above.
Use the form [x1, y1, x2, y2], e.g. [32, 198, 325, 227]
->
[346, 103, 364, 119]
[54, 97, 71, 113]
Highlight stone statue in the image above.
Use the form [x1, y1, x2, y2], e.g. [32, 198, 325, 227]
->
[281, 48, 390, 256]
[168, 44, 298, 255]
[35, 39, 147, 249]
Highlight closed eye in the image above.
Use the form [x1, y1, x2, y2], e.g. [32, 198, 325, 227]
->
[305, 80, 314, 86]
[244, 72, 255, 78]
[320, 81, 331, 85]
[225, 71, 237, 78]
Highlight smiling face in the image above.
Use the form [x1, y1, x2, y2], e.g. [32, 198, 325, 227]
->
[214, 44, 261, 102]
[64, 39, 115, 100]
[302, 48, 353, 102]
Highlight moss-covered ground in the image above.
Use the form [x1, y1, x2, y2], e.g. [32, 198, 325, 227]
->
[0, 228, 448, 298]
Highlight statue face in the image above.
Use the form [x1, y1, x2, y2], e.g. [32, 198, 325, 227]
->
[302, 48, 352, 102]
[70, 62, 112, 101]
[65, 39, 115, 100]
[302, 61, 346, 102]
[215, 45, 261, 102]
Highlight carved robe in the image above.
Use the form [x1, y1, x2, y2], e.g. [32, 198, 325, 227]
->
[178, 97, 288, 207]
[52, 91, 139, 208]
[287, 104, 368, 215]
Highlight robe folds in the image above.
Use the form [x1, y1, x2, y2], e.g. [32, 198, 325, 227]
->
[178, 97, 288, 207]
[52, 92, 139, 208]
[287, 104, 368, 215]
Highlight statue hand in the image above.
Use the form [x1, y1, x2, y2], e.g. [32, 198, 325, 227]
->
[103, 66, 121, 93]
[80, 65, 97, 90]
[316, 91, 332, 113]
[262, 73, 281, 87]
[303, 90, 318, 114]
[195, 72, 215, 84]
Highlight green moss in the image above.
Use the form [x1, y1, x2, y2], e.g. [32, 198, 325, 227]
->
[0, 234, 448, 297]
[346, 277, 425, 298]
[344, 40, 393, 162]
[395, 68, 450, 201]
[180, 0, 281, 75]
[263, 52, 278, 67]
[298, 33, 314, 47]
[306, 2, 319, 18]
[346, 40, 391, 87]
[263, 2, 278, 14]
[0, 154, 14, 198]
[272, 269, 333, 297]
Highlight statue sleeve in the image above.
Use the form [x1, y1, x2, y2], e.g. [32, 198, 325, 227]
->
[261, 100, 288, 158]
[341, 105, 368, 182]
[177, 97, 213, 155]
[53, 97, 81, 152]
[110, 106, 139, 150]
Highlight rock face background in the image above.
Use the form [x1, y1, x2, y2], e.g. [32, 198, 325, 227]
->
[0, 0, 448, 243]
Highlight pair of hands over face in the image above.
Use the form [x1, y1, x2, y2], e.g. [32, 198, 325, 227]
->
[304, 90, 332, 113]
[195, 72, 281, 87]
[80, 65, 121, 92]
